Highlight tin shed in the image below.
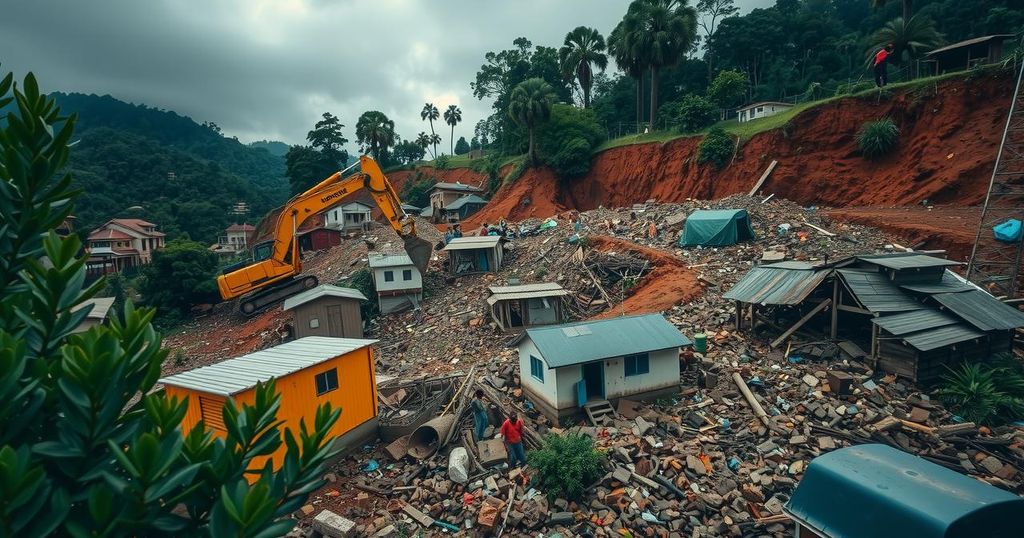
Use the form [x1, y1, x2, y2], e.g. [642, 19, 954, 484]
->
[785, 444, 1024, 538]
[442, 235, 504, 275]
[487, 282, 570, 332]
[283, 284, 366, 339]
[159, 337, 380, 475]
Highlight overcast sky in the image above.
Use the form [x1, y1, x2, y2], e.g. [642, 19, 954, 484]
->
[1, 0, 770, 153]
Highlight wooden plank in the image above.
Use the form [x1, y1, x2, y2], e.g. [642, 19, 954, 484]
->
[770, 299, 832, 349]
[802, 220, 836, 237]
[402, 504, 435, 527]
[748, 160, 778, 195]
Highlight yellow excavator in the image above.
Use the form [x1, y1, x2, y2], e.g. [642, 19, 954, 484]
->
[217, 155, 433, 316]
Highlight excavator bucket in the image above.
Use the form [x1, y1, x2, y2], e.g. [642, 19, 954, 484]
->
[402, 234, 434, 275]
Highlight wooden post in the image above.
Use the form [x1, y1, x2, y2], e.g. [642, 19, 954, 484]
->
[770, 299, 831, 349]
[830, 277, 839, 339]
[871, 320, 880, 369]
[750, 304, 757, 330]
[735, 301, 743, 331]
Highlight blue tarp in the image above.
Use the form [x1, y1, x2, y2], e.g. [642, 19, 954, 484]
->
[993, 219, 1021, 243]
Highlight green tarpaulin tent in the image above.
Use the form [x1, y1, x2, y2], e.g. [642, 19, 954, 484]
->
[679, 209, 756, 247]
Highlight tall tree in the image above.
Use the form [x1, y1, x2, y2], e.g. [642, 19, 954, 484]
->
[625, 0, 699, 127]
[608, 19, 647, 128]
[443, 105, 462, 155]
[455, 136, 471, 155]
[415, 131, 434, 159]
[559, 26, 609, 108]
[285, 112, 350, 194]
[508, 78, 556, 165]
[696, 0, 738, 80]
[429, 133, 442, 155]
[420, 103, 440, 159]
[355, 111, 397, 163]
[868, 15, 943, 77]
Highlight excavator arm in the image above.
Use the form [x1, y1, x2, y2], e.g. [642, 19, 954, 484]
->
[217, 155, 432, 315]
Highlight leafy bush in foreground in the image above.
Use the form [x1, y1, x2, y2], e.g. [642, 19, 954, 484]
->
[938, 357, 1024, 425]
[857, 118, 900, 159]
[527, 433, 604, 501]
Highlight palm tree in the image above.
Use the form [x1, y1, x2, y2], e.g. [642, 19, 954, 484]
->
[871, 0, 913, 22]
[608, 18, 647, 129]
[443, 105, 462, 155]
[868, 15, 943, 78]
[355, 111, 396, 163]
[508, 78, 556, 165]
[559, 26, 608, 108]
[429, 133, 442, 156]
[626, 0, 698, 127]
[420, 103, 440, 158]
[415, 131, 434, 159]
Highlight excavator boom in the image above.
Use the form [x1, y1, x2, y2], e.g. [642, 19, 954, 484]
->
[217, 155, 432, 315]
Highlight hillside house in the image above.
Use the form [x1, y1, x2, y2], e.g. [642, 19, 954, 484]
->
[212, 223, 255, 257]
[297, 226, 342, 252]
[487, 282, 570, 332]
[325, 201, 372, 231]
[428, 182, 483, 215]
[160, 337, 380, 476]
[442, 194, 488, 222]
[369, 253, 423, 314]
[442, 235, 504, 276]
[71, 297, 115, 333]
[283, 285, 366, 339]
[737, 101, 792, 123]
[924, 35, 1014, 75]
[86, 218, 165, 275]
[513, 314, 691, 424]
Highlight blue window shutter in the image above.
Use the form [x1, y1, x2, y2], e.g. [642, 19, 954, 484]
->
[575, 379, 587, 407]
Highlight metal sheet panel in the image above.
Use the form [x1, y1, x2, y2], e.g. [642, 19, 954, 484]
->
[857, 254, 961, 270]
[282, 284, 367, 311]
[723, 266, 830, 305]
[159, 336, 378, 395]
[837, 269, 923, 313]
[522, 313, 691, 368]
[486, 288, 570, 305]
[900, 324, 985, 351]
[442, 236, 502, 251]
[899, 270, 976, 294]
[932, 290, 1024, 332]
[871, 309, 959, 336]
[368, 253, 415, 268]
[444, 194, 488, 211]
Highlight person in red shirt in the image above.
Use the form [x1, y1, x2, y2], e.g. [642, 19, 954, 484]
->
[500, 412, 527, 468]
[874, 43, 895, 88]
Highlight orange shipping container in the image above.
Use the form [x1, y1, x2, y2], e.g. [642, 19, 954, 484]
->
[160, 337, 380, 474]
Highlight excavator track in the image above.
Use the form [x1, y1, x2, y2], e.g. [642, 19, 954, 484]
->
[238, 275, 318, 317]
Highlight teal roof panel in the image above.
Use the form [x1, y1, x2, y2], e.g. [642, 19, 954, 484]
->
[518, 314, 691, 367]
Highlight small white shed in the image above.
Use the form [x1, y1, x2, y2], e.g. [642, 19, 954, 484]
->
[368, 253, 423, 314]
[325, 201, 372, 231]
[737, 101, 792, 123]
[512, 313, 691, 424]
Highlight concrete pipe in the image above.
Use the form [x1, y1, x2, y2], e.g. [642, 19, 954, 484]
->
[407, 414, 456, 459]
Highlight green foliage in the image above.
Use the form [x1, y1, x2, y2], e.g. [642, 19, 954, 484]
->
[248, 139, 290, 157]
[471, 155, 505, 197]
[443, 105, 462, 155]
[509, 78, 557, 164]
[558, 26, 608, 108]
[286, 113, 350, 195]
[504, 157, 529, 184]
[867, 15, 944, 67]
[434, 154, 451, 170]
[659, 94, 717, 132]
[0, 67, 339, 537]
[139, 239, 221, 317]
[697, 126, 734, 168]
[103, 272, 128, 312]
[535, 104, 606, 178]
[400, 171, 434, 208]
[527, 434, 604, 501]
[355, 111, 397, 163]
[834, 81, 875, 96]
[938, 357, 1024, 425]
[857, 118, 900, 159]
[455, 136, 471, 155]
[393, 139, 426, 165]
[340, 269, 379, 320]
[707, 69, 748, 110]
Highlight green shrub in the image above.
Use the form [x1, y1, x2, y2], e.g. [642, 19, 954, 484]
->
[471, 155, 504, 197]
[140, 238, 221, 317]
[834, 81, 874, 96]
[434, 154, 451, 170]
[857, 118, 899, 159]
[504, 157, 529, 184]
[707, 70, 748, 111]
[938, 356, 1024, 425]
[659, 94, 717, 133]
[698, 127, 734, 168]
[535, 104, 605, 178]
[340, 268, 379, 320]
[527, 433, 604, 501]
[400, 170, 433, 208]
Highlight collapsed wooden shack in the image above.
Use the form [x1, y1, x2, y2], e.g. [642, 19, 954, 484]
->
[487, 282, 570, 332]
[377, 375, 459, 442]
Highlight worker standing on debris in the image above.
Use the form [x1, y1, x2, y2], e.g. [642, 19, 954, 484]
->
[873, 43, 895, 87]
[500, 411, 527, 468]
[479, 223, 489, 236]
[472, 390, 489, 441]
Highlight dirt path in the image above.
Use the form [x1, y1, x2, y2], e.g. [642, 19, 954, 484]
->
[826, 206, 982, 262]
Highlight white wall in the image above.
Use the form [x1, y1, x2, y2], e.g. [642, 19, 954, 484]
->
[602, 348, 680, 400]
[372, 265, 422, 293]
[379, 293, 421, 314]
[519, 338, 561, 409]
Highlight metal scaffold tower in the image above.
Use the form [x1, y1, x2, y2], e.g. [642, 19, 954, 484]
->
[967, 60, 1024, 298]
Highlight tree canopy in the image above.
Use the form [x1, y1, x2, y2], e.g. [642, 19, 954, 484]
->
[355, 111, 397, 163]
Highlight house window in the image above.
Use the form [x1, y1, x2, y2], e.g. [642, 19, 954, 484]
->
[624, 353, 650, 377]
[403, 269, 413, 281]
[315, 368, 339, 395]
[529, 355, 545, 382]
[309, 317, 320, 329]
[384, 270, 394, 282]
[756, 106, 764, 113]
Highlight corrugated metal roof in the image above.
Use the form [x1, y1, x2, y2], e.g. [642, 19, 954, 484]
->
[517, 314, 691, 368]
[901, 324, 986, 351]
[442, 236, 502, 251]
[368, 253, 415, 268]
[159, 337, 377, 396]
[429, 182, 482, 193]
[723, 265, 830, 305]
[871, 309, 959, 336]
[932, 290, 1024, 332]
[401, 204, 420, 213]
[445, 194, 488, 211]
[487, 283, 569, 305]
[926, 34, 1015, 56]
[857, 254, 961, 270]
[899, 270, 976, 294]
[73, 296, 115, 320]
[282, 285, 367, 311]
[837, 269, 923, 313]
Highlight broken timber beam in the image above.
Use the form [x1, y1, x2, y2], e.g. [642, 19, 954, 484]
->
[770, 299, 831, 349]
[749, 160, 778, 196]
[732, 372, 773, 430]
[801, 220, 835, 237]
